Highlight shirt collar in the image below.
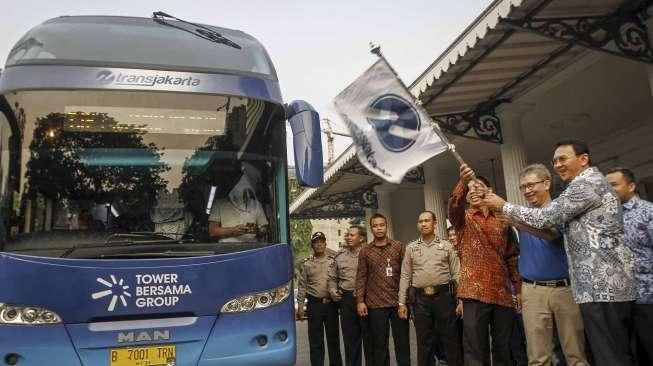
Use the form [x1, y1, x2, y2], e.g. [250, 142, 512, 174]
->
[623, 195, 641, 211]
[369, 239, 393, 248]
[565, 166, 596, 188]
[418, 236, 440, 246]
[468, 207, 495, 218]
[577, 166, 597, 179]
[347, 246, 362, 255]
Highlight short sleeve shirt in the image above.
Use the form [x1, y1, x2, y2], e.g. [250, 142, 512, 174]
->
[209, 198, 268, 242]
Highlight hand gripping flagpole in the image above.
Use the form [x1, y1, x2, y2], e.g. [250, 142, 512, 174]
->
[369, 43, 477, 179]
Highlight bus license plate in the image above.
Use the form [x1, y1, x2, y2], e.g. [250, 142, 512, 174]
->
[110, 345, 176, 366]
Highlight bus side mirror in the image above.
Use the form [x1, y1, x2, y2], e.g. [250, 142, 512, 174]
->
[287, 100, 323, 187]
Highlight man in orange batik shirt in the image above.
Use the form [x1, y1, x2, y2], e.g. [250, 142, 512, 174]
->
[448, 164, 521, 366]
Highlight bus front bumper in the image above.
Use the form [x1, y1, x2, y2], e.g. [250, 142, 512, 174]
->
[198, 299, 297, 365]
[0, 299, 296, 366]
[0, 324, 82, 365]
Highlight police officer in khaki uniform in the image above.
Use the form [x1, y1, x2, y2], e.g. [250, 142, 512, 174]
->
[399, 211, 462, 366]
[328, 226, 373, 366]
[297, 232, 343, 366]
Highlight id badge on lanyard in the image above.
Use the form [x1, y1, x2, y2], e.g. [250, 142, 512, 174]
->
[385, 258, 393, 277]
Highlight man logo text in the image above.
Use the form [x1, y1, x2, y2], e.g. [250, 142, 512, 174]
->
[117, 330, 171, 343]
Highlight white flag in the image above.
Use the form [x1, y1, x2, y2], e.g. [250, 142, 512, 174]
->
[333, 59, 449, 184]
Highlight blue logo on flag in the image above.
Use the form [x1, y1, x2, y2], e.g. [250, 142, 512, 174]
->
[367, 94, 421, 152]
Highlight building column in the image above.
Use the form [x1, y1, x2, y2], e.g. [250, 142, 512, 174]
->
[423, 158, 448, 239]
[374, 184, 396, 239]
[364, 208, 374, 244]
[498, 104, 533, 206]
[23, 200, 32, 233]
[44, 199, 53, 231]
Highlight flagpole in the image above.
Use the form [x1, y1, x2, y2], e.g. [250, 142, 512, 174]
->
[369, 43, 476, 177]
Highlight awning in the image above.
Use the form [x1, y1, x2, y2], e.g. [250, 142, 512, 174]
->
[289, 146, 358, 216]
[290, 145, 424, 219]
[411, 0, 642, 120]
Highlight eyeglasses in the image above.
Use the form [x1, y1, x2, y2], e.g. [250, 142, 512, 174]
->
[519, 180, 546, 192]
[551, 153, 587, 167]
[551, 156, 572, 166]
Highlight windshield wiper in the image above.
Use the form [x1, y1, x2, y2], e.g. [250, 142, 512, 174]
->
[106, 231, 195, 243]
[100, 250, 215, 259]
[59, 233, 194, 258]
[152, 11, 242, 49]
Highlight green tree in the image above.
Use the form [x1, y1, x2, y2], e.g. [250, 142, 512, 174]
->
[288, 168, 313, 275]
[290, 218, 312, 276]
[25, 112, 169, 230]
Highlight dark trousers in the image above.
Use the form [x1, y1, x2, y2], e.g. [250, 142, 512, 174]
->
[580, 301, 634, 366]
[307, 296, 343, 366]
[368, 306, 411, 366]
[509, 314, 528, 366]
[462, 299, 515, 366]
[339, 291, 373, 366]
[433, 336, 447, 362]
[413, 289, 462, 366]
[633, 303, 653, 366]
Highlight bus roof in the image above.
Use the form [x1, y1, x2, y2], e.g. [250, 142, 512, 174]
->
[5, 15, 277, 80]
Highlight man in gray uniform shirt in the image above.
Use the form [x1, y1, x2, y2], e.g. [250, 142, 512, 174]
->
[399, 211, 462, 366]
[298, 232, 343, 366]
[328, 226, 373, 366]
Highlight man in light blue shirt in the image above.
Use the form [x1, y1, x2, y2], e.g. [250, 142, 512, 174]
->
[607, 167, 653, 365]
[508, 164, 588, 366]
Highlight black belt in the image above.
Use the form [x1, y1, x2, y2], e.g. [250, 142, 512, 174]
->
[340, 289, 355, 297]
[415, 283, 450, 296]
[307, 294, 332, 304]
[521, 277, 570, 287]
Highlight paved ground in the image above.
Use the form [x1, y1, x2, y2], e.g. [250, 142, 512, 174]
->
[295, 320, 419, 365]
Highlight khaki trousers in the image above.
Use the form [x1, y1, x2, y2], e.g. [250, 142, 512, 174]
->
[521, 283, 588, 366]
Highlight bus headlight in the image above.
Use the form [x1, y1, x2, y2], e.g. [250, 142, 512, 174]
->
[220, 281, 292, 313]
[0, 303, 62, 324]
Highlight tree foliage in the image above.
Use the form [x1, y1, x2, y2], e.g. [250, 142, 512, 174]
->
[290, 218, 312, 275]
[25, 112, 168, 230]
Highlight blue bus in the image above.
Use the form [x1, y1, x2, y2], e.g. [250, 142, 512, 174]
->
[0, 13, 323, 366]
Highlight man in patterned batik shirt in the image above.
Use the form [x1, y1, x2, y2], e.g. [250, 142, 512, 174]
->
[448, 165, 521, 366]
[607, 167, 653, 365]
[356, 213, 410, 366]
[483, 139, 636, 366]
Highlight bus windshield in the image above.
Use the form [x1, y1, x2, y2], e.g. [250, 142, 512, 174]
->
[0, 89, 286, 258]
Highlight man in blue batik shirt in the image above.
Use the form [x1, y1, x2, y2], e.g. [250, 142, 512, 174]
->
[482, 139, 636, 366]
[607, 167, 653, 365]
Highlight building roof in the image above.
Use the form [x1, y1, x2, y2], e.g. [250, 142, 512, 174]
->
[290, 146, 379, 219]
[411, 0, 628, 117]
[290, 145, 424, 219]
